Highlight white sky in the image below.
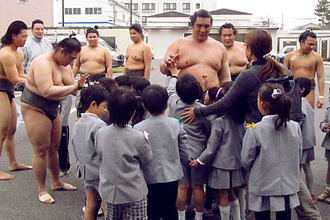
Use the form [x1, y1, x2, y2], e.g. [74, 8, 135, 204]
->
[214, 0, 320, 29]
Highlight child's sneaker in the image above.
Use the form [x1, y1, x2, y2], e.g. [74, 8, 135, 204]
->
[318, 189, 330, 202]
[325, 196, 330, 204]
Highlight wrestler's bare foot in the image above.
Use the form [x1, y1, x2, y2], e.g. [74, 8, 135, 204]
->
[38, 191, 55, 204]
[0, 170, 15, 180]
[51, 182, 77, 191]
[8, 162, 32, 172]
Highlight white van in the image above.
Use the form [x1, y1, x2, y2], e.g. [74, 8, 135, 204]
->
[46, 34, 124, 67]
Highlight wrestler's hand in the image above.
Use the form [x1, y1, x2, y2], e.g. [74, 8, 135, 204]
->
[189, 159, 200, 167]
[164, 54, 180, 68]
[180, 107, 196, 124]
[77, 73, 90, 89]
[317, 96, 324, 109]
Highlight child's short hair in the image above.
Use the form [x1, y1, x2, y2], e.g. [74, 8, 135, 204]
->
[294, 77, 312, 97]
[114, 75, 131, 88]
[176, 73, 202, 104]
[132, 78, 150, 96]
[108, 87, 137, 127]
[79, 84, 109, 114]
[258, 83, 291, 130]
[99, 77, 117, 94]
[141, 85, 168, 115]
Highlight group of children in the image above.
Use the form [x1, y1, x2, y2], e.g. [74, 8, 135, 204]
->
[71, 68, 330, 220]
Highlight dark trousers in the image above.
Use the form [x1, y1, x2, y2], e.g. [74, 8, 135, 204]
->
[147, 181, 179, 220]
[58, 126, 70, 171]
[254, 196, 291, 220]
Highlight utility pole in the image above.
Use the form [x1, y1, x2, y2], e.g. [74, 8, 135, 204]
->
[130, 0, 133, 25]
[62, 0, 65, 27]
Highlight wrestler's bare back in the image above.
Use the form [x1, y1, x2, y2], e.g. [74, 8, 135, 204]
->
[172, 36, 226, 88]
[125, 42, 150, 70]
[78, 45, 108, 74]
[26, 52, 74, 100]
[285, 50, 321, 79]
[226, 41, 247, 75]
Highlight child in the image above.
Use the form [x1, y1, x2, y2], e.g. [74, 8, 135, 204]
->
[71, 84, 109, 220]
[190, 81, 245, 220]
[295, 77, 316, 200]
[134, 85, 189, 220]
[318, 86, 330, 204]
[99, 77, 117, 125]
[131, 77, 150, 125]
[95, 87, 153, 220]
[204, 86, 222, 105]
[241, 83, 302, 220]
[167, 64, 211, 220]
[114, 75, 131, 88]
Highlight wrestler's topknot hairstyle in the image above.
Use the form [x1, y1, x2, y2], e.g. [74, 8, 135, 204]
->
[1, 20, 27, 46]
[54, 37, 81, 54]
[32, 19, 44, 29]
[219, 23, 237, 35]
[299, 30, 316, 42]
[86, 27, 99, 37]
[294, 77, 312, 98]
[190, 9, 213, 26]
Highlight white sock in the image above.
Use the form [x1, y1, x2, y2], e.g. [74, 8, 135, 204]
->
[230, 199, 241, 220]
[237, 188, 246, 217]
[219, 205, 230, 220]
[178, 210, 185, 220]
[194, 211, 203, 220]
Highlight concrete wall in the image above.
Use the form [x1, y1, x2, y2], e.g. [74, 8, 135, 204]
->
[0, 0, 53, 34]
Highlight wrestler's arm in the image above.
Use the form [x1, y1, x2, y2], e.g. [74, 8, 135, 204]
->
[160, 40, 179, 75]
[17, 51, 28, 79]
[72, 53, 81, 78]
[34, 61, 80, 99]
[283, 53, 291, 69]
[316, 55, 325, 108]
[2, 53, 27, 84]
[105, 49, 113, 78]
[123, 47, 129, 75]
[218, 47, 231, 85]
[143, 45, 152, 80]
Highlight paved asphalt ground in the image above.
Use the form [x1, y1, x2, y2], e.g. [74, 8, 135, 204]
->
[0, 60, 329, 220]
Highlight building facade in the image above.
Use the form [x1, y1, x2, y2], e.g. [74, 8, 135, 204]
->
[119, 0, 218, 25]
[0, 0, 53, 34]
[53, 0, 139, 27]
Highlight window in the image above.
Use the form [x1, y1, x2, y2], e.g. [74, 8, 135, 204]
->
[196, 3, 200, 9]
[125, 3, 138, 12]
[182, 3, 190, 13]
[142, 16, 147, 24]
[19, 0, 29, 3]
[85, 7, 102, 15]
[142, 3, 155, 13]
[164, 3, 176, 12]
[65, 8, 81, 15]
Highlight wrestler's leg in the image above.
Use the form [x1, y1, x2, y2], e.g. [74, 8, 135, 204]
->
[21, 103, 52, 193]
[5, 101, 32, 171]
[49, 116, 76, 191]
[0, 92, 14, 180]
[306, 89, 315, 108]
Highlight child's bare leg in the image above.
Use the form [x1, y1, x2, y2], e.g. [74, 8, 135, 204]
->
[219, 189, 230, 220]
[229, 188, 241, 220]
[177, 184, 188, 220]
[85, 192, 97, 220]
[192, 184, 204, 220]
